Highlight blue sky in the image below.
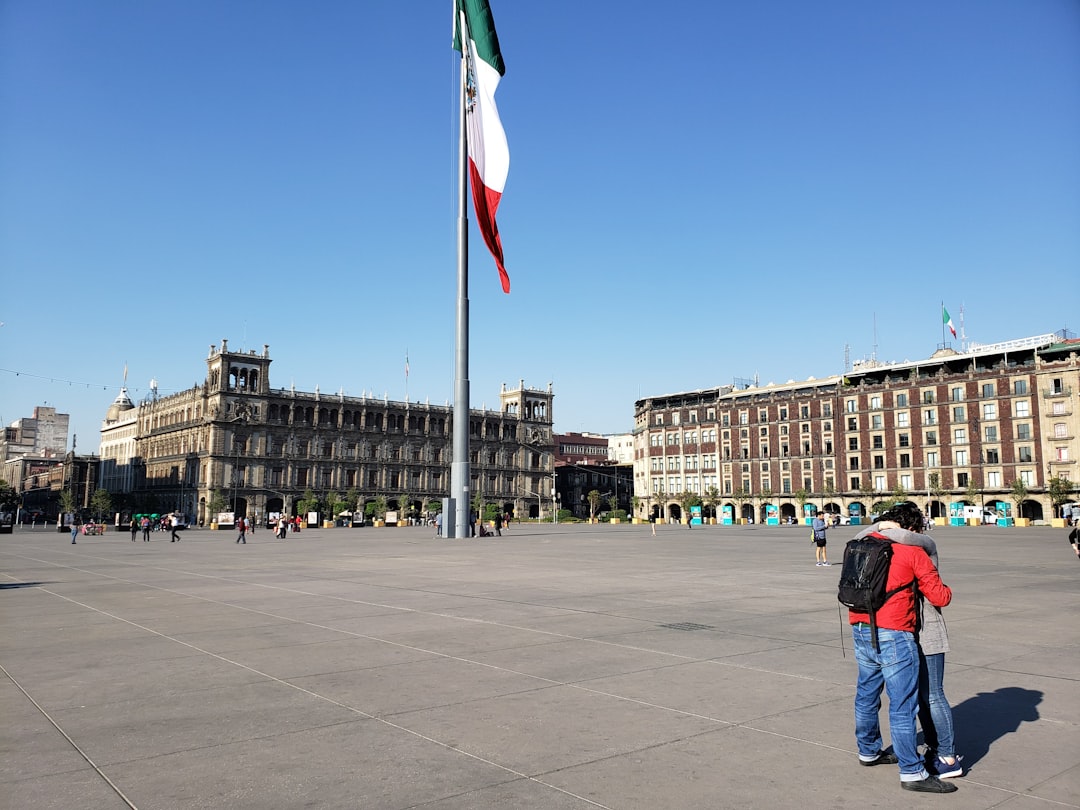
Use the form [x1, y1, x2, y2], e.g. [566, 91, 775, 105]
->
[2, 1, 1078, 450]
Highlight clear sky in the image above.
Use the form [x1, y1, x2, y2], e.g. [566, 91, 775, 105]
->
[2, 1, 1078, 451]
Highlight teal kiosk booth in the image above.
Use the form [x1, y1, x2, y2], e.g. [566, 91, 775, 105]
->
[949, 502, 966, 526]
[765, 504, 779, 525]
[987, 500, 1013, 527]
[848, 505, 863, 526]
[721, 505, 734, 525]
[690, 505, 702, 526]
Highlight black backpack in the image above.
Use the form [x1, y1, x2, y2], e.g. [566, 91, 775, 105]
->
[837, 532, 915, 651]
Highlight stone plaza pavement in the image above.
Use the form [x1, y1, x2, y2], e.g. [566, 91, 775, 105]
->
[1, 522, 1077, 810]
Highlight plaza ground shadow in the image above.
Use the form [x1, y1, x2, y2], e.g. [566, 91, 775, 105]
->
[949, 686, 1042, 771]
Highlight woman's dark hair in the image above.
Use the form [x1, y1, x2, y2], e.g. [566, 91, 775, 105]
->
[879, 501, 924, 532]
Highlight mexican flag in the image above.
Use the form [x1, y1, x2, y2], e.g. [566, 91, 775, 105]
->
[454, 0, 510, 294]
[943, 306, 957, 338]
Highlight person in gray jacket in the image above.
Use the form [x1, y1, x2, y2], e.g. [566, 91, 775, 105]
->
[854, 501, 963, 779]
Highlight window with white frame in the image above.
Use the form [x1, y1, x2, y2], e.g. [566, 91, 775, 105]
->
[1054, 423, 1067, 438]
[846, 399, 857, 413]
[954, 428, 966, 443]
[896, 411, 909, 427]
[1020, 469, 1033, 485]
[926, 451, 938, 467]
[1058, 447, 1070, 461]
[1015, 401, 1030, 418]
[870, 396, 882, 409]
[955, 449, 967, 466]
[900, 474, 912, 489]
[874, 475, 886, 491]
[983, 403, 997, 420]
[986, 471, 1001, 487]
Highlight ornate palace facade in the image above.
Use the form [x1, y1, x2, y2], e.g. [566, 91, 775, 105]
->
[120, 341, 554, 525]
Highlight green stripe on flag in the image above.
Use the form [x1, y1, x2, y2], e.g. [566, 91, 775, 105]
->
[453, 0, 505, 75]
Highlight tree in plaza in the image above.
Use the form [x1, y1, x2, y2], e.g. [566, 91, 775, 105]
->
[90, 489, 113, 523]
[757, 483, 773, 523]
[678, 490, 701, 524]
[703, 486, 720, 524]
[964, 478, 980, 509]
[295, 489, 321, 524]
[631, 494, 641, 520]
[794, 487, 810, 521]
[587, 489, 601, 521]
[208, 489, 228, 518]
[1009, 478, 1029, 520]
[323, 490, 348, 523]
[1048, 475, 1075, 519]
[58, 490, 76, 519]
[0, 480, 21, 515]
[858, 480, 875, 518]
[732, 486, 750, 522]
[344, 487, 360, 515]
[929, 472, 947, 513]
[882, 482, 907, 511]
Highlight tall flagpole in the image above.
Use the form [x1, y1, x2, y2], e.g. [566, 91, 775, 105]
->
[450, 6, 472, 539]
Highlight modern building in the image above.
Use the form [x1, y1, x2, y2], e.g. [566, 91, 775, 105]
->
[633, 332, 1079, 524]
[119, 341, 555, 526]
[1, 406, 69, 467]
[553, 432, 633, 519]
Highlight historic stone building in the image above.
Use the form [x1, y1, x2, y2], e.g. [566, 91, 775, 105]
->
[634, 333, 1079, 524]
[125, 341, 554, 526]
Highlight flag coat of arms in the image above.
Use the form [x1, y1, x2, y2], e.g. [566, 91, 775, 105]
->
[454, 0, 510, 293]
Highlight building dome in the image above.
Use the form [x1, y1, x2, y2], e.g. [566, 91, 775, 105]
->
[105, 388, 135, 423]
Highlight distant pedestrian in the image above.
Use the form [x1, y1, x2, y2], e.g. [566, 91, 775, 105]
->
[494, 512, 503, 537]
[70, 518, 80, 544]
[278, 515, 288, 540]
[651, 515, 657, 536]
[141, 516, 151, 541]
[812, 512, 829, 566]
[170, 514, 182, 542]
[236, 515, 246, 544]
[130, 517, 139, 542]
[435, 512, 443, 537]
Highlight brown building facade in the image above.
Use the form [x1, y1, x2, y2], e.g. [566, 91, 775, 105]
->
[634, 333, 1079, 524]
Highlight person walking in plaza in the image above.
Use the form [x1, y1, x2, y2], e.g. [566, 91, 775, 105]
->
[277, 514, 288, 540]
[130, 517, 139, 542]
[169, 513, 182, 542]
[70, 517, 80, 544]
[141, 516, 151, 541]
[812, 511, 829, 566]
[236, 515, 247, 544]
[494, 511, 502, 537]
[846, 519, 957, 793]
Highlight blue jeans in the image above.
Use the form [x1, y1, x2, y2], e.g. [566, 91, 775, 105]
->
[918, 651, 955, 758]
[852, 625, 928, 780]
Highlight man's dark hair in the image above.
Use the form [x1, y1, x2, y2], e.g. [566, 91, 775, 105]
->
[879, 501, 924, 532]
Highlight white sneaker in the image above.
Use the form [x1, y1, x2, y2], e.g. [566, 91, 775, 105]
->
[822, 562, 831, 566]
[815, 562, 824, 566]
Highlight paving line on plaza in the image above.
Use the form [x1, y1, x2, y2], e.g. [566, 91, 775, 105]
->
[0, 661, 140, 809]
[5, 551, 1068, 806]
[4, 579, 619, 809]
[1, 552, 876, 767]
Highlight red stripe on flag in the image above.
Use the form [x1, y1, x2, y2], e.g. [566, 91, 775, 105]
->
[469, 159, 509, 294]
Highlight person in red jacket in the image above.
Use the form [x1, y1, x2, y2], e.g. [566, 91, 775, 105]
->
[848, 540, 957, 793]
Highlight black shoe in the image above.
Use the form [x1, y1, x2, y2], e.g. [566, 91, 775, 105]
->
[902, 776, 958, 793]
[861, 751, 899, 766]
